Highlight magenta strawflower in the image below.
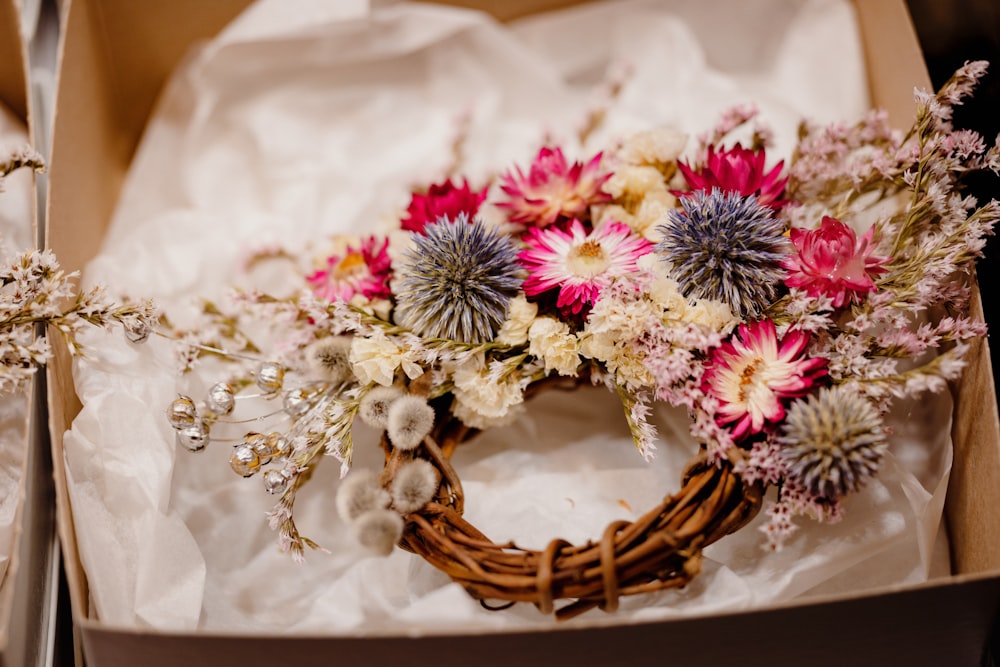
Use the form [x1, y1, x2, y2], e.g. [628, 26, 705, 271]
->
[306, 235, 392, 303]
[497, 146, 611, 228]
[702, 320, 827, 440]
[401, 178, 487, 234]
[782, 216, 890, 308]
[520, 220, 652, 315]
[677, 144, 788, 209]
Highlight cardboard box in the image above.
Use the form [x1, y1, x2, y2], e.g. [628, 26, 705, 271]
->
[0, 1, 59, 666]
[45, 0, 1000, 665]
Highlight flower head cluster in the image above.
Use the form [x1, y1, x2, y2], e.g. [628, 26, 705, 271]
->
[166, 63, 999, 561]
[393, 215, 522, 344]
[701, 320, 827, 440]
[497, 146, 611, 228]
[657, 189, 788, 319]
[677, 144, 788, 209]
[401, 178, 487, 234]
[782, 216, 890, 308]
[307, 235, 392, 304]
[520, 220, 653, 316]
[777, 384, 887, 499]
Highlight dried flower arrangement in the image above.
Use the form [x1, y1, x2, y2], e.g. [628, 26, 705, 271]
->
[0, 149, 158, 395]
[161, 61, 999, 619]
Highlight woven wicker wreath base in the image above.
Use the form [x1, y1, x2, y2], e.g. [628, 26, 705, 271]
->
[380, 391, 764, 621]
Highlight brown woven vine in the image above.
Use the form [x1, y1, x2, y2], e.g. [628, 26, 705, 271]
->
[380, 392, 764, 620]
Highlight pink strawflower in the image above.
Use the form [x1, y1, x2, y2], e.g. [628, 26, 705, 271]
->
[307, 236, 392, 303]
[782, 216, 890, 308]
[401, 178, 487, 234]
[702, 320, 827, 441]
[677, 144, 788, 209]
[497, 147, 611, 228]
[520, 220, 653, 315]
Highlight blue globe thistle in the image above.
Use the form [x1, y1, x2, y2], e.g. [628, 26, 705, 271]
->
[394, 215, 522, 344]
[778, 385, 887, 499]
[656, 189, 788, 319]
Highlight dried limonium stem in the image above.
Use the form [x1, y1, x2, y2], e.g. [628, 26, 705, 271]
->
[0, 150, 157, 394]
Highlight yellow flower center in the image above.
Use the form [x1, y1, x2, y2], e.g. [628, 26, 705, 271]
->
[566, 240, 610, 277]
[737, 359, 762, 403]
[333, 252, 366, 279]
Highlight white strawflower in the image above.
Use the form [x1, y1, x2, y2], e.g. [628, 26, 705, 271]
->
[350, 334, 422, 386]
[527, 317, 580, 376]
[386, 394, 434, 450]
[390, 459, 440, 513]
[684, 298, 738, 331]
[587, 291, 657, 340]
[495, 294, 538, 346]
[335, 469, 390, 523]
[352, 509, 404, 556]
[578, 331, 616, 365]
[578, 332, 652, 388]
[451, 355, 525, 428]
[637, 256, 734, 329]
[451, 398, 520, 430]
[596, 196, 673, 241]
[619, 127, 688, 166]
[604, 164, 665, 200]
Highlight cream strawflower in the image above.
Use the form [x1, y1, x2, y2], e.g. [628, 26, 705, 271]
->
[604, 165, 665, 200]
[646, 274, 689, 317]
[451, 355, 525, 428]
[596, 201, 670, 241]
[638, 253, 736, 330]
[578, 330, 617, 364]
[527, 316, 580, 376]
[579, 332, 652, 389]
[349, 334, 423, 386]
[587, 290, 657, 340]
[496, 294, 538, 346]
[619, 127, 688, 167]
[685, 298, 738, 331]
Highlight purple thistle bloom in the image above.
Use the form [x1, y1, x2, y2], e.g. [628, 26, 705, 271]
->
[777, 385, 887, 499]
[394, 214, 522, 344]
[656, 189, 788, 319]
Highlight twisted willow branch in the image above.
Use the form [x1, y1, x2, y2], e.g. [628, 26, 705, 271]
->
[382, 409, 764, 620]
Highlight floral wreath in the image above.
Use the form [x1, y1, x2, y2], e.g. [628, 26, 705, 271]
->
[162, 62, 999, 619]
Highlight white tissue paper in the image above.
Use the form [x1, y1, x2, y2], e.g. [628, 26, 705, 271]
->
[65, 0, 953, 633]
[0, 101, 34, 589]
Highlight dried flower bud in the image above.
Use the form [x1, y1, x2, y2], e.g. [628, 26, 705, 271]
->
[390, 459, 439, 513]
[306, 336, 355, 384]
[386, 395, 434, 450]
[352, 508, 404, 556]
[167, 395, 198, 430]
[358, 385, 404, 430]
[778, 385, 887, 499]
[255, 361, 285, 394]
[335, 469, 390, 523]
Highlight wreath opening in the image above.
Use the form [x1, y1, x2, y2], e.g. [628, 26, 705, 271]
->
[363, 373, 763, 620]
